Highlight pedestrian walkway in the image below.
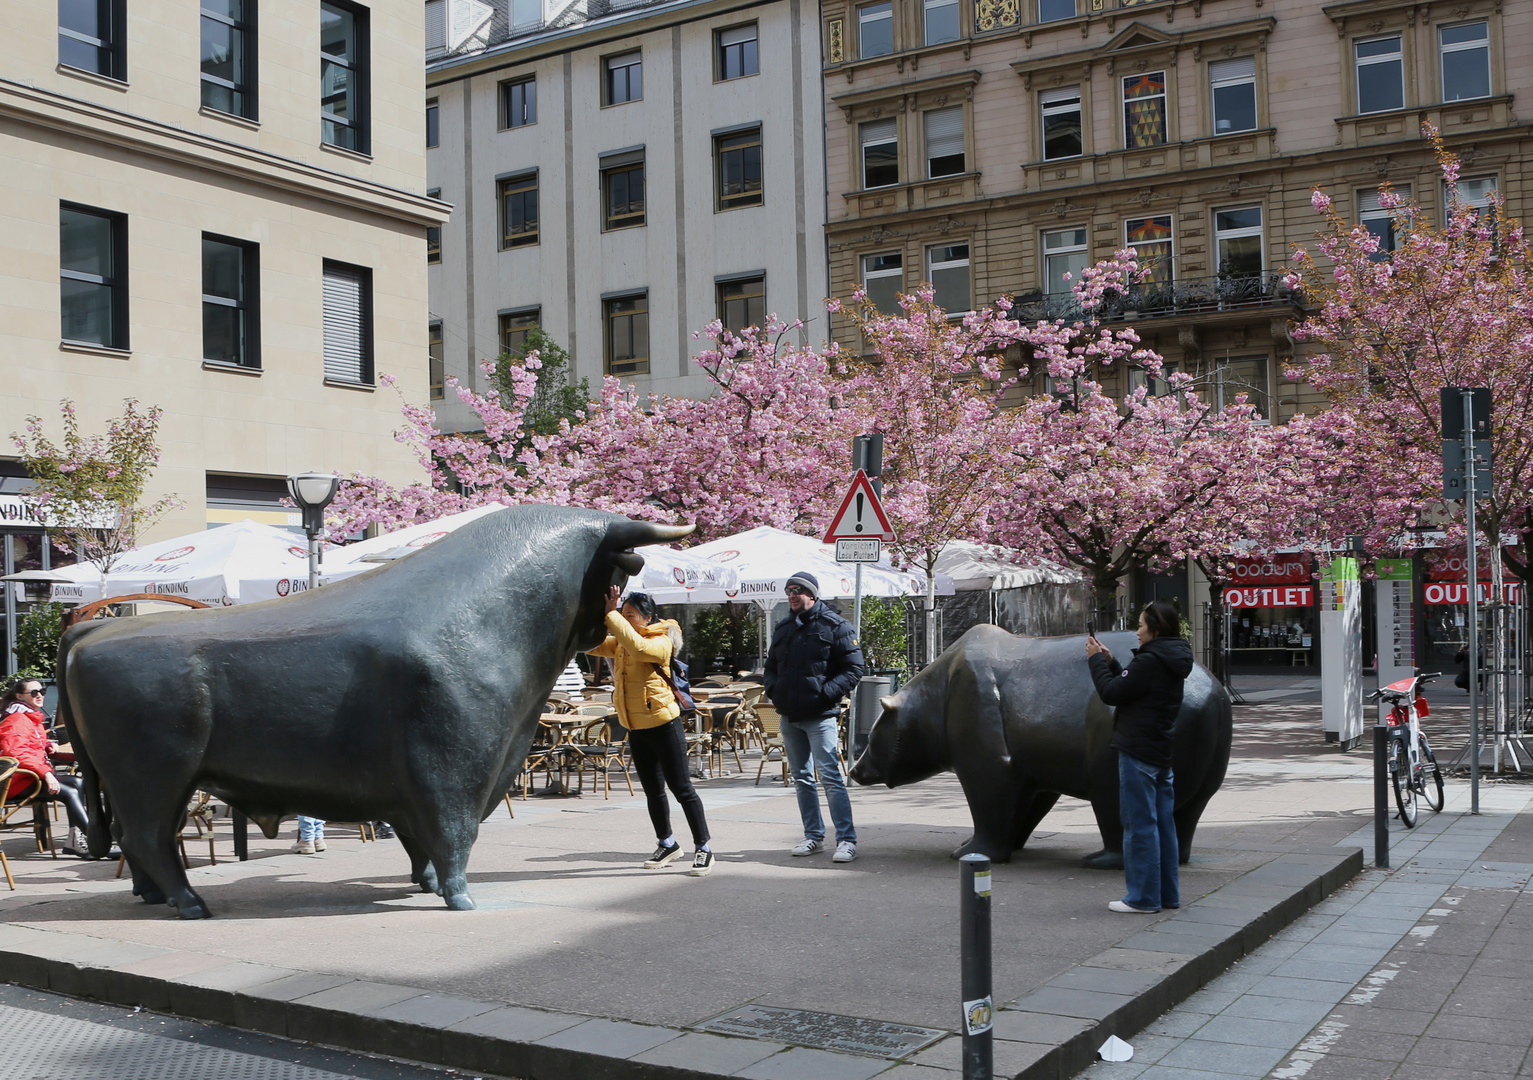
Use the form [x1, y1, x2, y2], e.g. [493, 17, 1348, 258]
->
[1073, 781, 1533, 1080]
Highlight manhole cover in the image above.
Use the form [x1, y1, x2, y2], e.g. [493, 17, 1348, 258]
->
[696, 1004, 946, 1058]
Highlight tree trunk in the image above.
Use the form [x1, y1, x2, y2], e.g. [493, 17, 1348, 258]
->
[924, 550, 938, 669]
[1092, 570, 1120, 631]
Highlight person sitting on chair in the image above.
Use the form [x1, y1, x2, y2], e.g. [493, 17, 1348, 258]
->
[0, 677, 94, 857]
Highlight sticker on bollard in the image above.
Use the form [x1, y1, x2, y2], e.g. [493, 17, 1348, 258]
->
[972, 870, 991, 897]
[963, 997, 993, 1035]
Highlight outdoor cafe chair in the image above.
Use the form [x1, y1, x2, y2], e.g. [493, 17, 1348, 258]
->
[0, 756, 52, 888]
[753, 705, 790, 787]
[576, 718, 634, 799]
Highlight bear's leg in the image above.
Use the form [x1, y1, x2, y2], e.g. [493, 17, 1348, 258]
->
[951, 767, 1025, 863]
[1080, 790, 1125, 870]
[1010, 790, 1060, 853]
[1173, 792, 1215, 865]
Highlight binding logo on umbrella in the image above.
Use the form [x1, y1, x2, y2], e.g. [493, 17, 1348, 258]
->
[155, 546, 196, 561]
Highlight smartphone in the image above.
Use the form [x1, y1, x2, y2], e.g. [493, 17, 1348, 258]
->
[1086, 621, 1097, 639]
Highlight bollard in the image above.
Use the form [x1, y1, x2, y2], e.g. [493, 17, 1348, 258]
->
[959, 853, 993, 1080]
[1372, 724, 1389, 869]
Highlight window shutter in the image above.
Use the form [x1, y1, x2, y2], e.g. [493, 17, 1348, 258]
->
[719, 23, 755, 45]
[1357, 185, 1409, 214]
[323, 265, 369, 383]
[425, 0, 447, 52]
[1208, 56, 1255, 82]
[925, 106, 964, 158]
[861, 118, 896, 145]
[1039, 86, 1080, 106]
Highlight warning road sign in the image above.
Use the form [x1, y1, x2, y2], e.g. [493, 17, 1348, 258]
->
[823, 470, 895, 543]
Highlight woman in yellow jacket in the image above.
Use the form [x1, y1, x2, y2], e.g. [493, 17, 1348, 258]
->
[588, 587, 714, 875]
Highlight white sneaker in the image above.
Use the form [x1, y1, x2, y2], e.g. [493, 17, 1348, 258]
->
[833, 841, 857, 863]
[291, 839, 316, 855]
[790, 838, 822, 856]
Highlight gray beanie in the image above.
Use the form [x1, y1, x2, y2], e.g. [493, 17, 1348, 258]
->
[785, 571, 820, 597]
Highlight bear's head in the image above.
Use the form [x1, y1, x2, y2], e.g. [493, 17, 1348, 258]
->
[849, 689, 948, 788]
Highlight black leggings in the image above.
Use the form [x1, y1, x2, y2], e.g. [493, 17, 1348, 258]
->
[627, 719, 710, 848]
[38, 773, 90, 836]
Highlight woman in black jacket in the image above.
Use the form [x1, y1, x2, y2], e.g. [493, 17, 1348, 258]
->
[1086, 602, 1194, 914]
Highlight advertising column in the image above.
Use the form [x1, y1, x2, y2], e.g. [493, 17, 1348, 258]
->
[1374, 558, 1415, 687]
[1320, 557, 1363, 748]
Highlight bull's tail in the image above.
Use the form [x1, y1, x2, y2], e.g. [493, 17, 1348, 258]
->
[55, 650, 113, 859]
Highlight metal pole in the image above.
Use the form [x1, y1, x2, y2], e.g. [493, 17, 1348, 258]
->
[1464, 390, 1480, 814]
[959, 853, 993, 1080]
[850, 562, 864, 763]
[1373, 724, 1390, 868]
[308, 534, 320, 592]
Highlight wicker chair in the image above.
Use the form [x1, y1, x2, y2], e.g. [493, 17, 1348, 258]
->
[0, 756, 51, 888]
[576, 718, 634, 798]
[753, 704, 790, 786]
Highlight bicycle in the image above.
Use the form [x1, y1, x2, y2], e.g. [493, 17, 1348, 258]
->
[1367, 672, 1445, 827]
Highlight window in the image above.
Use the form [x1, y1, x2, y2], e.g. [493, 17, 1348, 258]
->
[1123, 72, 1167, 148]
[499, 172, 539, 247]
[1131, 360, 1180, 398]
[927, 243, 970, 313]
[320, 1, 368, 152]
[202, 234, 258, 368]
[862, 252, 902, 314]
[858, 2, 892, 59]
[1213, 206, 1262, 279]
[1043, 226, 1087, 295]
[500, 308, 540, 353]
[426, 99, 439, 147]
[717, 276, 765, 334]
[426, 187, 442, 263]
[428, 322, 444, 401]
[924, 0, 959, 47]
[1209, 56, 1256, 134]
[500, 75, 536, 127]
[59, 0, 124, 80]
[604, 294, 648, 375]
[1358, 186, 1409, 258]
[1125, 215, 1173, 284]
[1214, 357, 1269, 418]
[510, 0, 540, 30]
[717, 23, 758, 80]
[1441, 22, 1490, 102]
[601, 150, 645, 230]
[321, 261, 372, 385]
[1447, 175, 1498, 226]
[202, 1, 254, 117]
[604, 52, 641, 105]
[1040, 87, 1082, 160]
[715, 128, 763, 210]
[860, 118, 898, 188]
[1354, 35, 1403, 114]
[59, 204, 127, 349]
[1038, 0, 1074, 19]
[925, 107, 964, 178]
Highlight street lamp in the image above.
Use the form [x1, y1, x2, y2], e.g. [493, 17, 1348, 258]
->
[286, 472, 340, 591]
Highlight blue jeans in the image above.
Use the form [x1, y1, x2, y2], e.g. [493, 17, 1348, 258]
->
[781, 717, 856, 845]
[1118, 752, 1178, 911]
[298, 816, 325, 842]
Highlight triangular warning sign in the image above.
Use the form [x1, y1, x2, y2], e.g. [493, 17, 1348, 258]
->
[824, 470, 895, 543]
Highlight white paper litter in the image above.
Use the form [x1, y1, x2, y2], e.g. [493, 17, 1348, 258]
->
[1098, 1034, 1134, 1061]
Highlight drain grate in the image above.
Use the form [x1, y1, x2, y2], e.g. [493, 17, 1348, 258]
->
[0, 1004, 361, 1080]
[696, 1004, 946, 1058]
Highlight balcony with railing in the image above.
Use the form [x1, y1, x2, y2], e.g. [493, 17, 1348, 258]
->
[1009, 271, 1303, 325]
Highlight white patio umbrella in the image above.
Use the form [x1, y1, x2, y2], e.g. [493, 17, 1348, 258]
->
[47, 520, 312, 606]
[632, 544, 740, 599]
[932, 540, 1083, 592]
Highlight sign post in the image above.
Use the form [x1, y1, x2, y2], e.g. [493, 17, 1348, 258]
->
[1443, 387, 1491, 813]
[827, 462, 895, 762]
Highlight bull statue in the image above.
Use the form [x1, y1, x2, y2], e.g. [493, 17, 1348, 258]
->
[58, 506, 691, 918]
[849, 626, 1232, 868]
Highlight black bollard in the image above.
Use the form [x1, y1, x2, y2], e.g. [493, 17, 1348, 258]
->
[959, 853, 993, 1080]
[1373, 724, 1389, 869]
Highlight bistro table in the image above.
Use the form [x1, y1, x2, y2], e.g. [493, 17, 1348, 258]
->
[534, 713, 595, 795]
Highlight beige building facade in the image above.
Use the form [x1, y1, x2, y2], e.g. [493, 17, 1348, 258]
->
[425, 0, 828, 430]
[0, 0, 446, 558]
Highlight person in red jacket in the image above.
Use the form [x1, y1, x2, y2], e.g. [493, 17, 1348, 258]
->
[0, 678, 92, 856]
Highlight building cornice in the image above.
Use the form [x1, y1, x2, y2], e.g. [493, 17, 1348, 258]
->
[1011, 15, 1276, 84]
[0, 77, 449, 227]
[1321, 0, 1501, 35]
[832, 69, 982, 116]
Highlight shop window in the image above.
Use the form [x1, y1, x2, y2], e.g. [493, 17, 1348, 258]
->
[924, 106, 964, 178]
[429, 321, 444, 401]
[501, 75, 537, 127]
[202, 0, 255, 118]
[715, 127, 763, 210]
[60, 0, 125, 80]
[923, 0, 959, 47]
[717, 275, 766, 334]
[202, 233, 260, 369]
[927, 243, 970, 314]
[1214, 357, 1269, 418]
[500, 308, 540, 353]
[1124, 215, 1173, 284]
[499, 171, 539, 247]
[862, 252, 902, 314]
[716, 23, 758, 80]
[1041, 87, 1082, 160]
[858, 2, 892, 59]
[601, 151, 645, 230]
[1354, 34, 1403, 114]
[860, 118, 898, 188]
[60, 203, 128, 350]
[1440, 22, 1490, 102]
[1209, 56, 1256, 134]
[320, 1, 369, 153]
[1358, 185, 1409, 258]
[1042, 226, 1087, 295]
[1213, 206, 1263, 280]
[604, 293, 648, 376]
[1122, 71, 1166, 148]
[604, 51, 642, 105]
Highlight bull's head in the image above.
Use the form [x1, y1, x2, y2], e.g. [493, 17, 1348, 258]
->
[572, 517, 696, 652]
[848, 689, 948, 788]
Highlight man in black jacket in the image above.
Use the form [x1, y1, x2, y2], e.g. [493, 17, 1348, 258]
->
[764, 571, 866, 862]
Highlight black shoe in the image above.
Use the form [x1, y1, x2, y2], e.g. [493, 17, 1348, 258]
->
[643, 842, 682, 869]
[689, 849, 714, 877]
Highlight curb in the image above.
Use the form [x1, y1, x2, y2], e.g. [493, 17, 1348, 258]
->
[0, 847, 1362, 1080]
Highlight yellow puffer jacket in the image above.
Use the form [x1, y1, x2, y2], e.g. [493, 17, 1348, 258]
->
[587, 611, 684, 730]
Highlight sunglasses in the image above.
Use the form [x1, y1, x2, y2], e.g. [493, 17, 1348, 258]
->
[22, 690, 43, 697]
[785, 586, 812, 596]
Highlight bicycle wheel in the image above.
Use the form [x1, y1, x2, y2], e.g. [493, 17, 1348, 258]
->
[1390, 736, 1419, 827]
[1418, 733, 1445, 813]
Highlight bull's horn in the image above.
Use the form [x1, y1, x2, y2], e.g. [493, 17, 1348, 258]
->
[611, 551, 645, 576]
[604, 519, 696, 550]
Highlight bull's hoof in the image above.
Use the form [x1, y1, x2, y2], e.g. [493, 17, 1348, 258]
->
[175, 899, 212, 920]
[950, 837, 1011, 862]
[134, 886, 167, 905]
[415, 868, 440, 894]
[443, 892, 477, 911]
[1080, 849, 1123, 870]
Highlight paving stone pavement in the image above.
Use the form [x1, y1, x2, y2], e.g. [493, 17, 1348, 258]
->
[1073, 779, 1533, 1080]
